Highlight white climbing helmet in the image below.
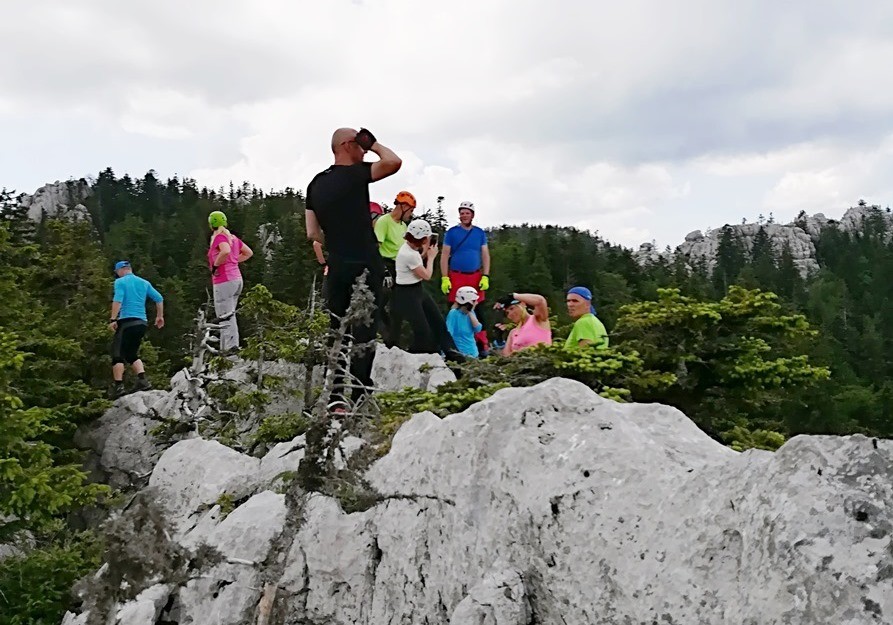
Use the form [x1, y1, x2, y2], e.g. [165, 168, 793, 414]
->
[458, 201, 475, 213]
[406, 219, 432, 240]
[455, 286, 480, 306]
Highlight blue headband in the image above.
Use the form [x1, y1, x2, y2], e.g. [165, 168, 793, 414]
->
[568, 286, 596, 315]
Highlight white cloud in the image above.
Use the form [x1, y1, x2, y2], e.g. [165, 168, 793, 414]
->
[3, 0, 893, 248]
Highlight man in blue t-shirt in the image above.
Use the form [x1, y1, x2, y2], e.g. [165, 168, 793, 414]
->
[439, 201, 491, 354]
[109, 261, 164, 398]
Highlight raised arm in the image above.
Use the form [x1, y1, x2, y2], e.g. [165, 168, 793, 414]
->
[412, 245, 438, 281]
[514, 292, 549, 322]
[369, 142, 402, 182]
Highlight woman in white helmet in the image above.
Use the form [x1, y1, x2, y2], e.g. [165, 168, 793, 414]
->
[392, 219, 464, 361]
[446, 286, 484, 358]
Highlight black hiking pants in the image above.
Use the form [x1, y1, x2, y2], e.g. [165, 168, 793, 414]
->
[324, 256, 384, 402]
[392, 282, 457, 355]
[111, 319, 147, 365]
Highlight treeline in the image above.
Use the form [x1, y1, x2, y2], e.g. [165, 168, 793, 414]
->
[8, 168, 893, 439]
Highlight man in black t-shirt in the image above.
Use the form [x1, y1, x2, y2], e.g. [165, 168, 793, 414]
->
[306, 127, 402, 403]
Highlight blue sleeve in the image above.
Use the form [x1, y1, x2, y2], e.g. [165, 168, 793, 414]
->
[112, 280, 124, 303]
[477, 227, 488, 246]
[471, 318, 483, 333]
[444, 227, 457, 247]
[147, 282, 163, 303]
[446, 310, 458, 335]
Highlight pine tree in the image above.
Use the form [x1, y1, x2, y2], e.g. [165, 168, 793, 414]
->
[713, 226, 745, 294]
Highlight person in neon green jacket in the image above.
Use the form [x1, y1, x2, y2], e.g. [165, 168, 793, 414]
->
[564, 286, 609, 349]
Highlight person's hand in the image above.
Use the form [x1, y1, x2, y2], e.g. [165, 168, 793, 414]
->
[495, 322, 507, 331]
[355, 128, 377, 150]
[383, 275, 394, 289]
[479, 275, 490, 291]
[426, 244, 438, 260]
[155, 317, 165, 329]
[108, 320, 117, 333]
[441, 276, 451, 295]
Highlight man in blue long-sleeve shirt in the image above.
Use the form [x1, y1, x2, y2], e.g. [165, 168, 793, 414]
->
[109, 260, 164, 398]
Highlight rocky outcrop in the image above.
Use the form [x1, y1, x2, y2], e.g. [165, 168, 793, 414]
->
[371, 343, 457, 391]
[257, 223, 282, 261]
[677, 223, 819, 276]
[63, 370, 892, 625]
[19, 180, 91, 222]
[637, 203, 893, 278]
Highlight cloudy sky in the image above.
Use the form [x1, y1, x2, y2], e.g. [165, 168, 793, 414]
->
[2, 1, 893, 248]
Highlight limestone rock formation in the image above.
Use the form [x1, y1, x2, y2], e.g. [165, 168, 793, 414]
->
[74, 391, 169, 490]
[637, 203, 893, 279]
[371, 343, 457, 391]
[19, 180, 91, 222]
[257, 223, 282, 261]
[676, 222, 819, 276]
[62, 368, 892, 625]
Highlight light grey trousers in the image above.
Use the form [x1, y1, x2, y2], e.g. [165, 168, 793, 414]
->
[213, 278, 243, 351]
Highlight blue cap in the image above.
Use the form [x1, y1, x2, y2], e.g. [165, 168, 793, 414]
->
[114, 261, 131, 271]
[567, 286, 597, 315]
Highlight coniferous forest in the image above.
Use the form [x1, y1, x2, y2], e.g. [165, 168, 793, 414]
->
[1, 168, 892, 622]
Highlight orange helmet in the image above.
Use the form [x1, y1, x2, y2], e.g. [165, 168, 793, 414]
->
[394, 190, 417, 208]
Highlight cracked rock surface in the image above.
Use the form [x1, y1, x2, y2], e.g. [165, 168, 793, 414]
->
[62, 369, 892, 624]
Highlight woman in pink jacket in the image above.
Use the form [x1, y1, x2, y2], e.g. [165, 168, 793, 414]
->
[207, 211, 253, 352]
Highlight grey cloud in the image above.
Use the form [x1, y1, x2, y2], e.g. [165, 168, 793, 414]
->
[0, 1, 325, 112]
[405, 1, 893, 164]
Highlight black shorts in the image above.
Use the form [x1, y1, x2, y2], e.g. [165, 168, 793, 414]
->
[111, 319, 147, 365]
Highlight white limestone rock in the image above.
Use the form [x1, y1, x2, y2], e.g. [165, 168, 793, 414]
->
[676, 222, 819, 277]
[115, 584, 171, 625]
[177, 492, 287, 625]
[147, 439, 260, 533]
[275, 378, 891, 624]
[74, 391, 169, 489]
[206, 491, 287, 563]
[19, 180, 91, 222]
[371, 344, 456, 392]
[59, 361, 893, 624]
[449, 565, 531, 625]
[257, 222, 282, 261]
[61, 612, 88, 625]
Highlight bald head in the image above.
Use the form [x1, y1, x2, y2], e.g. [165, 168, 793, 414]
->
[331, 127, 357, 153]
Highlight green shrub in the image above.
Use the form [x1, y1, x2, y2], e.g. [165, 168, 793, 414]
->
[252, 412, 310, 446]
[0, 531, 101, 625]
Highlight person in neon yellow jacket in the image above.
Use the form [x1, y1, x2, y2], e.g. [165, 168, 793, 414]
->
[564, 286, 609, 349]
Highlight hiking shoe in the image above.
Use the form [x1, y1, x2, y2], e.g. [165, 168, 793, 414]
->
[133, 377, 153, 392]
[110, 384, 126, 400]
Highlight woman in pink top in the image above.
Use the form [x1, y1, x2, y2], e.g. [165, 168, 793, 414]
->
[495, 292, 552, 356]
[207, 211, 253, 352]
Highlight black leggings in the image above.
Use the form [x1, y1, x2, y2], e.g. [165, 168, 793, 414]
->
[111, 319, 147, 364]
[392, 282, 456, 355]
